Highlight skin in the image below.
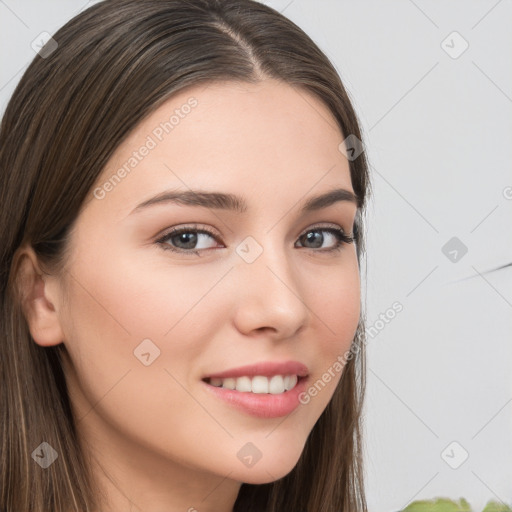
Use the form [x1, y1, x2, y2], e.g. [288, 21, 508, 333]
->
[19, 79, 360, 512]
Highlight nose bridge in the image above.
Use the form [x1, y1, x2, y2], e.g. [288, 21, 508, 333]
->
[232, 231, 309, 336]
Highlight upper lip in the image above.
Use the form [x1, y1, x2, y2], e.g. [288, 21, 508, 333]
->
[203, 360, 309, 380]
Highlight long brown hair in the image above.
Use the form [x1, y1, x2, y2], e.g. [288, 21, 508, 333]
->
[0, 1, 370, 510]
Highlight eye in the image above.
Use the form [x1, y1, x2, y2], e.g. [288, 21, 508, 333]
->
[295, 226, 355, 252]
[155, 224, 221, 256]
[155, 223, 355, 256]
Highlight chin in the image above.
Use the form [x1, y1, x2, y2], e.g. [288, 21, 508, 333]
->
[233, 450, 303, 485]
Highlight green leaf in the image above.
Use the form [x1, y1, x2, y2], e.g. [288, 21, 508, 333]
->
[402, 497, 472, 512]
[482, 500, 512, 512]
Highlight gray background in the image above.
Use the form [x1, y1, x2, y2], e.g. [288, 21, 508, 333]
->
[1, 1, 511, 511]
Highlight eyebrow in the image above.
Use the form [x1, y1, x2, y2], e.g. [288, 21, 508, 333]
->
[129, 187, 359, 216]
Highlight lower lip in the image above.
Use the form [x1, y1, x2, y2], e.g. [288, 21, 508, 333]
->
[201, 377, 308, 418]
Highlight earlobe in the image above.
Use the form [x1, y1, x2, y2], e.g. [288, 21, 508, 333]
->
[15, 246, 65, 347]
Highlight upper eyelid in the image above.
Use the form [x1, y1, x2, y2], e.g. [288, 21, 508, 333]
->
[155, 224, 219, 242]
[156, 222, 350, 240]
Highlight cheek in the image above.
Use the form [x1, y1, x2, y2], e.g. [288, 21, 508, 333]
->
[305, 253, 361, 345]
[64, 244, 221, 336]
[59, 253, 236, 459]
[298, 255, 360, 406]
[60, 247, 233, 394]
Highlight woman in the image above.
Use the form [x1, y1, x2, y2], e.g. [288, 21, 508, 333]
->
[0, 0, 370, 510]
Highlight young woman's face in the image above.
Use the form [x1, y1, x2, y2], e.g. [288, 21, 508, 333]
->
[53, 79, 360, 500]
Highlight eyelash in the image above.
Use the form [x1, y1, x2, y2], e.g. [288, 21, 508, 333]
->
[155, 223, 355, 257]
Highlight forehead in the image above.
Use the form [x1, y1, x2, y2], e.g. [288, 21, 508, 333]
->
[90, 79, 353, 217]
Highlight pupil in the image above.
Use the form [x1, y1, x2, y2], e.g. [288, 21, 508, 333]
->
[176, 232, 197, 248]
[306, 231, 322, 248]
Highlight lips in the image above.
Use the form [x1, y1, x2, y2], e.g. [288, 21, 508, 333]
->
[202, 374, 309, 418]
[203, 360, 309, 380]
[202, 361, 308, 394]
[201, 360, 310, 417]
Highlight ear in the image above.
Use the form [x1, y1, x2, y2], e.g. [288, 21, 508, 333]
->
[16, 245, 65, 347]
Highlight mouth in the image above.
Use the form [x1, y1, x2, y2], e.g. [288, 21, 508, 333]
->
[202, 374, 304, 394]
[200, 360, 310, 418]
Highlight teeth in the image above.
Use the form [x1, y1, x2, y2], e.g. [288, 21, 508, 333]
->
[269, 375, 284, 394]
[209, 374, 299, 394]
[235, 376, 252, 392]
[221, 377, 236, 390]
[284, 374, 297, 391]
[251, 376, 268, 394]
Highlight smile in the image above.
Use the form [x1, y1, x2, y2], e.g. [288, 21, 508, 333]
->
[204, 374, 299, 394]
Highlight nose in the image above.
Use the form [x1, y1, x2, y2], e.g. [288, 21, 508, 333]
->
[231, 239, 309, 340]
